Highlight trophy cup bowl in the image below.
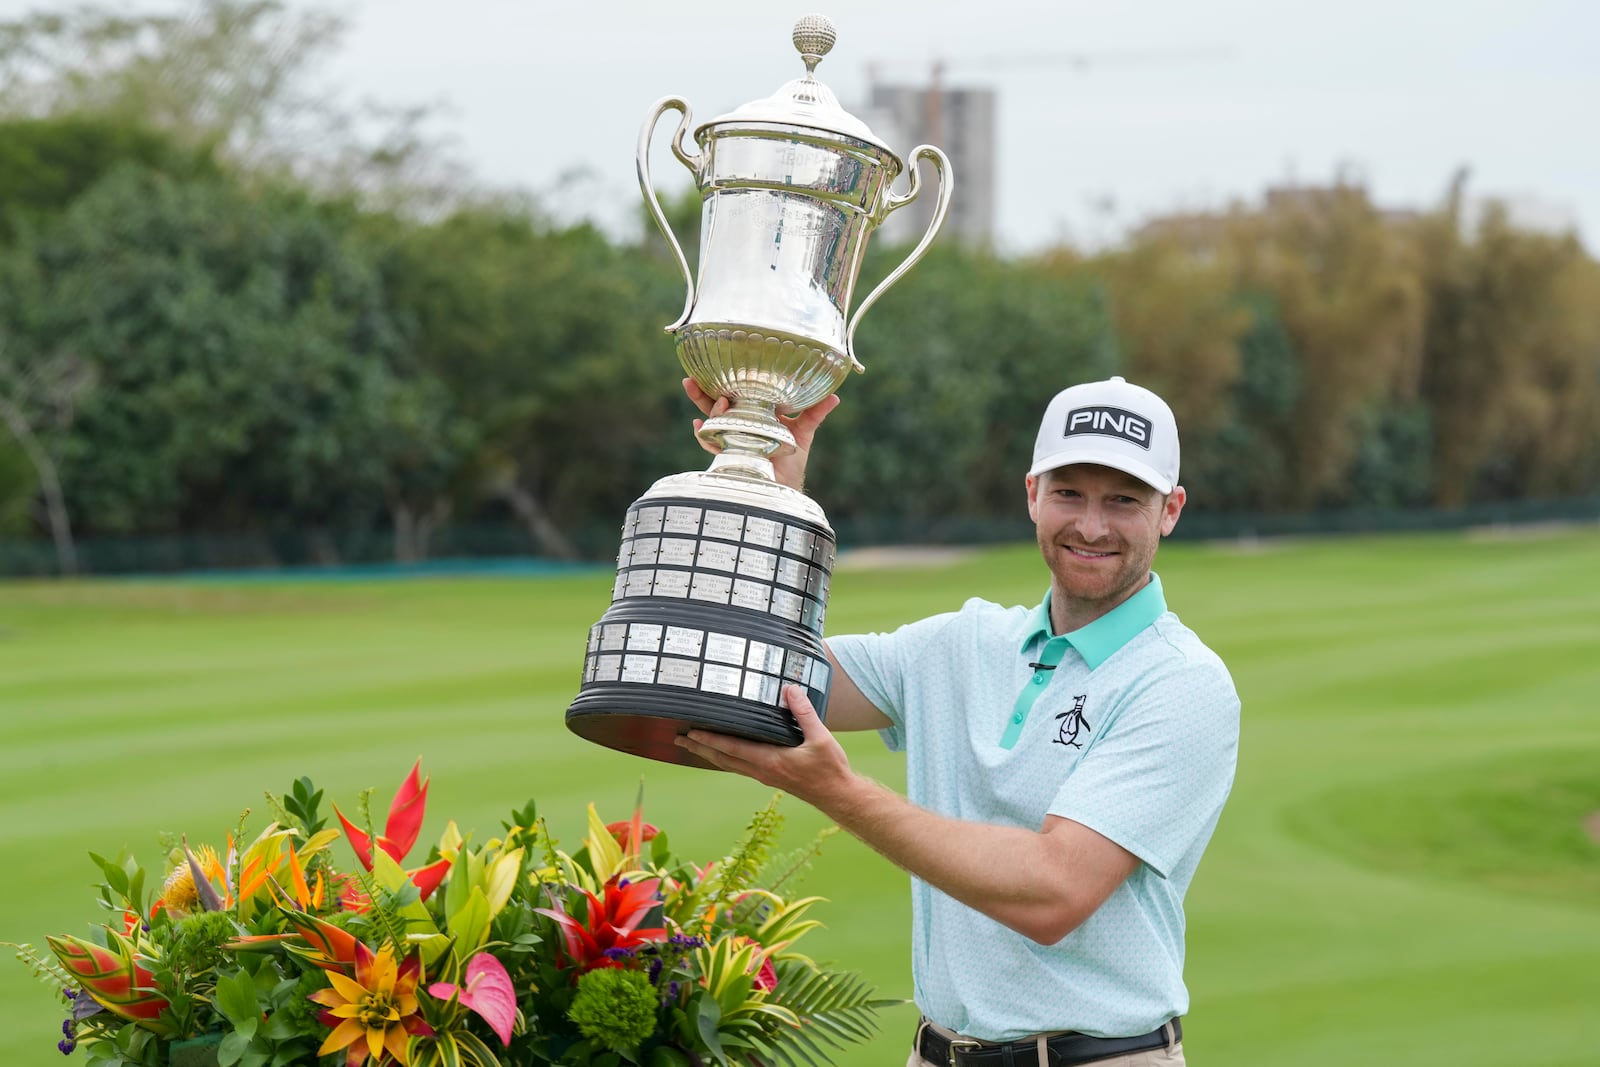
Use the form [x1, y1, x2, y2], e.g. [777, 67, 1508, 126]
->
[565, 15, 951, 768]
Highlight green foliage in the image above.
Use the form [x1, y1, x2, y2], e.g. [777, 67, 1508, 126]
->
[568, 969, 658, 1053]
[755, 826, 839, 899]
[163, 912, 239, 980]
[0, 117, 215, 243]
[759, 962, 891, 1067]
[701, 796, 784, 924]
[1, 942, 72, 995]
[0, 437, 34, 534]
[0, 164, 470, 548]
[278, 776, 327, 837]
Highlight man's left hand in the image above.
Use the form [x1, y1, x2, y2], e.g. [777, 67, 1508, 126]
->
[676, 685, 853, 807]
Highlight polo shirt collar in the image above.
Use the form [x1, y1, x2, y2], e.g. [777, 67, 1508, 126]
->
[1020, 572, 1168, 670]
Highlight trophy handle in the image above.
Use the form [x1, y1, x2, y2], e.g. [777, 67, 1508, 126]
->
[637, 95, 703, 332]
[845, 144, 953, 372]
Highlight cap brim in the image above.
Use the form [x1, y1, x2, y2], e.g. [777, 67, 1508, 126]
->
[1027, 447, 1174, 494]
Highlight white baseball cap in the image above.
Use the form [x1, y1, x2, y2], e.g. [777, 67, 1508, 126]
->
[1028, 376, 1180, 493]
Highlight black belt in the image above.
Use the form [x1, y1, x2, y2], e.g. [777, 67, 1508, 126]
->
[917, 1017, 1180, 1067]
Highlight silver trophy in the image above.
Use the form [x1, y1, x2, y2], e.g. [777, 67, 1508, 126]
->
[566, 14, 951, 767]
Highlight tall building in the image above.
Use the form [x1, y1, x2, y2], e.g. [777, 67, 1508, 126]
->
[861, 80, 996, 248]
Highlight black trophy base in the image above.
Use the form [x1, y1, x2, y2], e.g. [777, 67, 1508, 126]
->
[566, 682, 827, 770]
[567, 489, 837, 769]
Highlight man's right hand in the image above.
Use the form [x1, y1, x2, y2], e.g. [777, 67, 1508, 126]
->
[683, 377, 840, 494]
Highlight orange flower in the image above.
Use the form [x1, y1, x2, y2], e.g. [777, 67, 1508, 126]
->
[308, 941, 431, 1066]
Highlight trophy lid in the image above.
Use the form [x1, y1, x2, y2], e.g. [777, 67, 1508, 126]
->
[698, 15, 896, 155]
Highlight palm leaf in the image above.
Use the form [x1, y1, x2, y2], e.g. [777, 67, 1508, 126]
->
[761, 960, 896, 1067]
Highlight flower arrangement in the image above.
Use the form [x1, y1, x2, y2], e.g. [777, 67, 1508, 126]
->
[8, 763, 890, 1067]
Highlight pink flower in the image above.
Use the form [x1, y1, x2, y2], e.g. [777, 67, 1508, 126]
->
[427, 953, 516, 1047]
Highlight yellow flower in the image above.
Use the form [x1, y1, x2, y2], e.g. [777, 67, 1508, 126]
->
[157, 844, 227, 917]
[308, 942, 428, 1066]
[158, 865, 201, 916]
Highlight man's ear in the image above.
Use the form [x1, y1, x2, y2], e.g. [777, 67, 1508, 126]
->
[1026, 474, 1041, 524]
[1160, 485, 1186, 537]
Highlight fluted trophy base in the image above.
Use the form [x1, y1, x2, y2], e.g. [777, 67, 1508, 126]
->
[566, 468, 835, 769]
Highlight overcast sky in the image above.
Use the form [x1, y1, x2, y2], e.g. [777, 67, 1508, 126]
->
[15, 0, 1600, 253]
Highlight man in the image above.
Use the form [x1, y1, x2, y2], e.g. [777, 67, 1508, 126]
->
[677, 375, 1240, 1067]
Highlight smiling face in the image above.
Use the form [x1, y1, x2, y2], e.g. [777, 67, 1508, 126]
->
[1026, 463, 1186, 633]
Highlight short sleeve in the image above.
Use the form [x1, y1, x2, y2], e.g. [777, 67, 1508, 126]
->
[1048, 655, 1239, 878]
[827, 609, 965, 753]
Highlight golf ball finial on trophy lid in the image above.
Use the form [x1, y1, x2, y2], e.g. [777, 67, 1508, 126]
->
[566, 14, 953, 767]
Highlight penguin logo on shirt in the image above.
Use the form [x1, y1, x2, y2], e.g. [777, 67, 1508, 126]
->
[1054, 695, 1091, 748]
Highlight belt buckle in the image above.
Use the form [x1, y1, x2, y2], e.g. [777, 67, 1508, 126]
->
[946, 1038, 983, 1067]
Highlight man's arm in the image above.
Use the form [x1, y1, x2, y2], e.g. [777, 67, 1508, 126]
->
[819, 646, 892, 732]
[677, 685, 1140, 945]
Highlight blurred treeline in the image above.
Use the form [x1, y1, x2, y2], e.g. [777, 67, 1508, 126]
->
[2, 2, 1597, 574]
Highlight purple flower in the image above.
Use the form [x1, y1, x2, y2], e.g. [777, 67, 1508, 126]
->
[57, 1038, 76, 1055]
[603, 946, 635, 961]
[61, 1020, 72, 1037]
[648, 957, 663, 983]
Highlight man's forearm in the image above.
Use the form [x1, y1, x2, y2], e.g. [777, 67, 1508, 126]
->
[808, 772, 1126, 945]
[676, 687, 1138, 945]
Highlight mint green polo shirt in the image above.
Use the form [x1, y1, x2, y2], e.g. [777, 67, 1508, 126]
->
[827, 573, 1240, 1041]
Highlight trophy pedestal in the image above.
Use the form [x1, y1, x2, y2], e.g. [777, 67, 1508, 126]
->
[567, 470, 834, 769]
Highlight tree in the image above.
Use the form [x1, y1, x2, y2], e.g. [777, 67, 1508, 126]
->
[0, 166, 460, 559]
[1179, 293, 1302, 513]
[380, 204, 691, 558]
[1418, 176, 1600, 505]
[0, 0, 466, 213]
[0, 115, 216, 242]
[1222, 184, 1426, 508]
[0, 338, 91, 573]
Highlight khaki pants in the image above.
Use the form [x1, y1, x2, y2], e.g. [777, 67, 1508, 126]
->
[906, 1017, 1185, 1067]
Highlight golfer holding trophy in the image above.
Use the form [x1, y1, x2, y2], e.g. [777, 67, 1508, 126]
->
[572, 15, 1238, 1067]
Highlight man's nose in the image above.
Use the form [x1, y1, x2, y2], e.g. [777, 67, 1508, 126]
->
[1074, 502, 1111, 542]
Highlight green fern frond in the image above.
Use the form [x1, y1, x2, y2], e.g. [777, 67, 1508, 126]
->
[3, 941, 73, 995]
[756, 825, 839, 896]
[355, 871, 412, 955]
[702, 795, 785, 926]
[534, 817, 564, 881]
[263, 790, 294, 830]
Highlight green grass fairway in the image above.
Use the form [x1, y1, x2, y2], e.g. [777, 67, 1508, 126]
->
[3, 527, 1599, 1066]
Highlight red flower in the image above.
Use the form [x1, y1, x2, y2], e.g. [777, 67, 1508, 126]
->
[333, 760, 452, 902]
[536, 877, 666, 971]
[605, 819, 659, 847]
[754, 956, 778, 993]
